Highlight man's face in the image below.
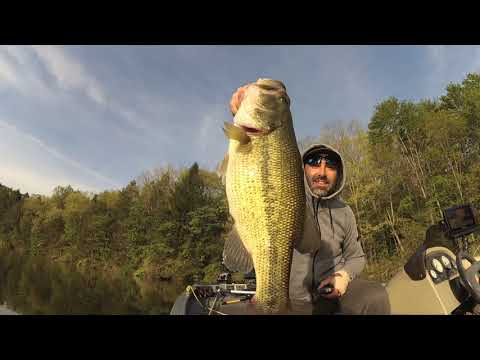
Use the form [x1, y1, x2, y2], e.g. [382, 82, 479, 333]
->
[304, 152, 339, 197]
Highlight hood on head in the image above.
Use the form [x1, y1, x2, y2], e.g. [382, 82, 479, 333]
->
[301, 143, 346, 200]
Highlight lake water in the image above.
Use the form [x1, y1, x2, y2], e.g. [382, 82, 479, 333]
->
[0, 250, 185, 315]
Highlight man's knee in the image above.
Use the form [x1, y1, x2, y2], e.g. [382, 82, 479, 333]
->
[363, 285, 390, 315]
[341, 279, 391, 315]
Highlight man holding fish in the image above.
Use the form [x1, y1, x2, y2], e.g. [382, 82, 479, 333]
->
[221, 79, 390, 315]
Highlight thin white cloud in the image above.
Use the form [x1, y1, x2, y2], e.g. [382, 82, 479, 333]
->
[29, 46, 182, 133]
[0, 163, 99, 196]
[1, 46, 187, 136]
[0, 118, 121, 195]
[1, 46, 113, 111]
[31, 45, 107, 105]
[0, 51, 20, 88]
[0, 46, 54, 100]
[0, 46, 187, 195]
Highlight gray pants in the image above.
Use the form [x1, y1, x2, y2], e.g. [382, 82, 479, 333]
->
[312, 278, 391, 315]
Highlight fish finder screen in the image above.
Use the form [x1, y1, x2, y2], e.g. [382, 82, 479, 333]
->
[444, 205, 476, 231]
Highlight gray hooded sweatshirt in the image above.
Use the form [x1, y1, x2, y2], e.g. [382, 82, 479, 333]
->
[289, 143, 366, 304]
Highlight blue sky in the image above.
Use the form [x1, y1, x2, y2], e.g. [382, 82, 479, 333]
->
[1, 45, 480, 196]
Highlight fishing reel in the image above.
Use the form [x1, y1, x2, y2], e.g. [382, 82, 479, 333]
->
[217, 272, 232, 284]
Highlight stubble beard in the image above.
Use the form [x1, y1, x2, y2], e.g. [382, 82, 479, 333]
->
[308, 177, 335, 198]
[311, 187, 333, 197]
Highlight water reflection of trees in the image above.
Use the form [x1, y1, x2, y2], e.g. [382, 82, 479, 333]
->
[0, 250, 183, 315]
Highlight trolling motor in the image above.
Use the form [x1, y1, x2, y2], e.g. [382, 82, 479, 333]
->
[441, 204, 480, 303]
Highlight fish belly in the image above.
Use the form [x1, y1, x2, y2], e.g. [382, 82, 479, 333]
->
[226, 130, 304, 313]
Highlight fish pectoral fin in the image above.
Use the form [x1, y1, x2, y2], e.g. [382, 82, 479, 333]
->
[223, 122, 251, 145]
[216, 153, 229, 186]
[222, 226, 254, 273]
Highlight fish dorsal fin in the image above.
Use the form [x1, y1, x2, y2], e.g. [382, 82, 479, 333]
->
[222, 226, 254, 273]
[223, 122, 251, 145]
[216, 153, 229, 186]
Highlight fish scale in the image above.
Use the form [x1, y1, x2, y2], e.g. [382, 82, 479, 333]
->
[224, 79, 305, 314]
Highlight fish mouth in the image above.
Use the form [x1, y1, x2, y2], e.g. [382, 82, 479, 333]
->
[241, 125, 263, 134]
[235, 123, 268, 136]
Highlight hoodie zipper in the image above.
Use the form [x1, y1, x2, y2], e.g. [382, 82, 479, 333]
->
[311, 197, 321, 293]
[311, 199, 338, 294]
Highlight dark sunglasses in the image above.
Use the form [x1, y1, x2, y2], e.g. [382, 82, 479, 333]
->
[304, 153, 339, 168]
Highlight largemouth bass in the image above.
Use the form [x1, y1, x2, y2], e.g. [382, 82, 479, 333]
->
[220, 79, 305, 314]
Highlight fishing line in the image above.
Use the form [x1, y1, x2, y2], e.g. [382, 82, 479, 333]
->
[186, 286, 227, 315]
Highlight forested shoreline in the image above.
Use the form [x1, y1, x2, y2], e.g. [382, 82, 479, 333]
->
[1, 73, 480, 312]
[0, 163, 229, 286]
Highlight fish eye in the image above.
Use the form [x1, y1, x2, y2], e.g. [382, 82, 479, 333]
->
[277, 94, 290, 106]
